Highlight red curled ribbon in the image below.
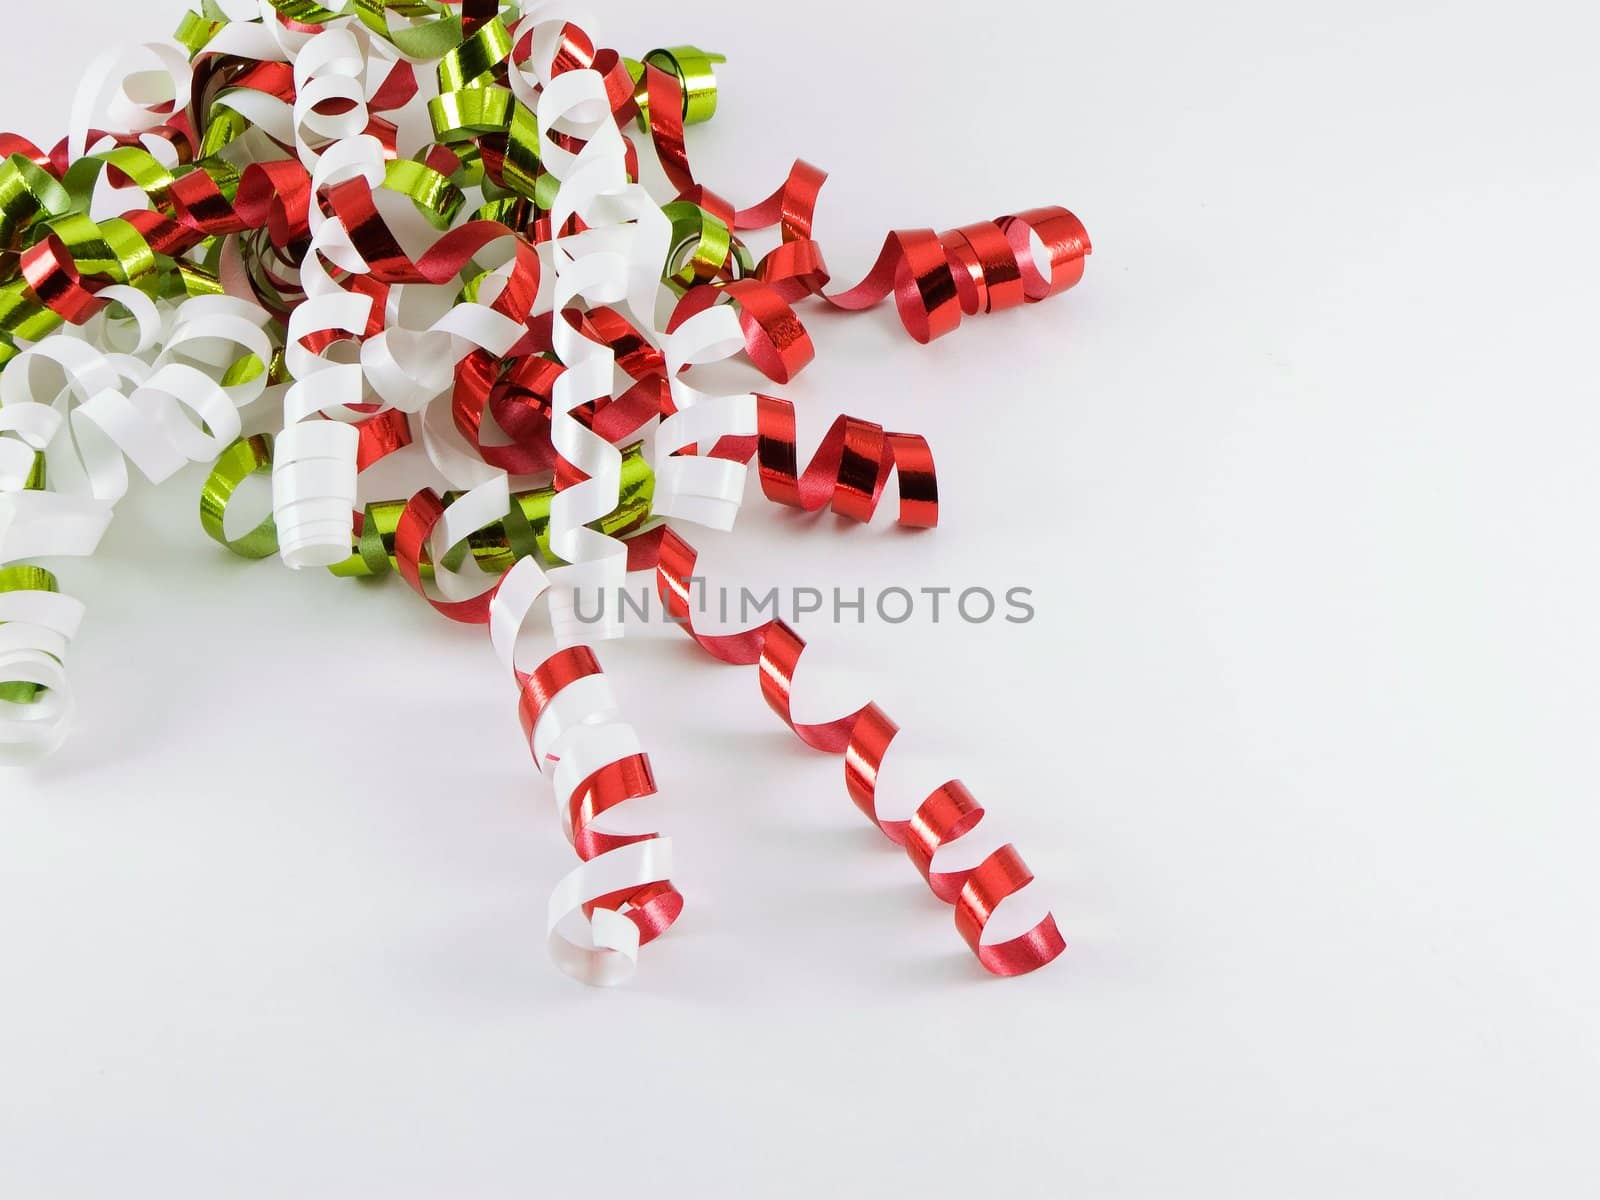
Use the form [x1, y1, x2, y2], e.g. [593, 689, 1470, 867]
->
[515, 645, 684, 945]
[631, 65, 1091, 344]
[651, 528, 1064, 976]
[709, 395, 939, 529]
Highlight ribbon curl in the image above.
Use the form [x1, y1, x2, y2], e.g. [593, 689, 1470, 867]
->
[491, 556, 682, 987]
[1, 1, 1089, 984]
[652, 529, 1064, 976]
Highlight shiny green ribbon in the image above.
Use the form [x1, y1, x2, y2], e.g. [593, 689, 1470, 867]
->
[199, 434, 279, 559]
[200, 436, 658, 578]
[428, 14, 513, 142]
[628, 46, 727, 129]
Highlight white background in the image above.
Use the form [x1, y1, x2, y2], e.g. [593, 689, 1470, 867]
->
[3, 1, 1598, 1196]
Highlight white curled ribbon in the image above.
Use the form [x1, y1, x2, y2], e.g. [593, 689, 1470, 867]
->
[490, 556, 674, 986]
[361, 239, 528, 417]
[0, 291, 272, 760]
[268, 27, 529, 571]
[653, 305, 758, 530]
[67, 41, 192, 163]
[536, 59, 688, 644]
[270, 97, 386, 568]
[0, 489, 105, 762]
[202, 25, 398, 170]
[183, 1, 292, 64]
[525, 27, 759, 543]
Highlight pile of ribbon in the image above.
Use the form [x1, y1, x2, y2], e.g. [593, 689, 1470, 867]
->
[0, 0, 1089, 985]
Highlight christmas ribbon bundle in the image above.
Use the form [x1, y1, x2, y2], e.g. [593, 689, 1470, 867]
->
[0, 0, 1090, 985]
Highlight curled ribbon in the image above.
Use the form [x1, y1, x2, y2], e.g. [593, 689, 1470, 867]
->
[652, 529, 1065, 976]
[0, 1, 1088, 985]
[491, 557, 682, 986]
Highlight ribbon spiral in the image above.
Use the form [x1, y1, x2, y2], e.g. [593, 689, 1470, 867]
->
[0, 1, 1090, 983]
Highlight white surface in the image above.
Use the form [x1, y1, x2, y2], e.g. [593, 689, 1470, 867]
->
[3, 2, 1598, 1196]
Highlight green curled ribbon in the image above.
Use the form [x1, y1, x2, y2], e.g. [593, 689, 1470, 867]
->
[200, 436, 658, 578]
[384, 159, 466, 229]
[0, 154, 71, 253]
[628, 46, 727, 129]
[199, 433, 279, 559]
[263, 1, 470, 62]
[428, 14, 514, 142]
[337, 440, 656, 579]
[662, 200, 752, 291]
